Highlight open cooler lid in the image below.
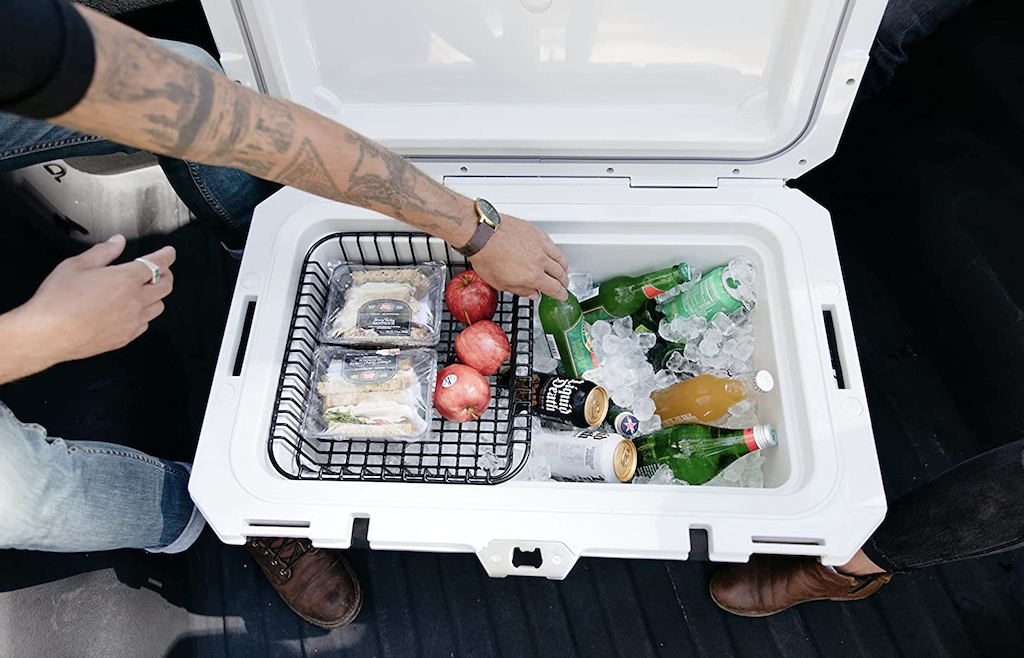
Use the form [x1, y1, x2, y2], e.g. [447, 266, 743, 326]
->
[203, 0, 887, 174]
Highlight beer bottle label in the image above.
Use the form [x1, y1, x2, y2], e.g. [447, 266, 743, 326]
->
[642, 284, 669, 299]
[582, 305, 616, 323]
[561, 315, 598, 377]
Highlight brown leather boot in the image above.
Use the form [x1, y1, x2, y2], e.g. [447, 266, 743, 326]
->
[246, 537, 362, 629]
[710, 554, 892, 617]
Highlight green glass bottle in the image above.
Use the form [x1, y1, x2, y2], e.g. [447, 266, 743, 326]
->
[661, 266, 744, 321]
[580, 263, 693, 323]
[633, 423, 778, 484]
[539, 292, 598, 378]
[632, 300, 685, 369]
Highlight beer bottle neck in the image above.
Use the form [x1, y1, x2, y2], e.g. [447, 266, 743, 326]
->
[629, 264, 691, 299]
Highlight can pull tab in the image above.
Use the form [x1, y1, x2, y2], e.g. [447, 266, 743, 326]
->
[477, 540, 578, 579]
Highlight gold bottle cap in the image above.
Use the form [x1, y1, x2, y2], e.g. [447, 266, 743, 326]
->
[613, 439, 638, 482]
[584, 386, 610, 426]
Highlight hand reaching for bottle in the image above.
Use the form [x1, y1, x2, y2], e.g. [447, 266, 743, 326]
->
[12, 235, 175, 368]
[469, 214, 570, 301]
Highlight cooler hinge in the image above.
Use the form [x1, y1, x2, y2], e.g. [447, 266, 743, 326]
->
[627, 175, 785, 190]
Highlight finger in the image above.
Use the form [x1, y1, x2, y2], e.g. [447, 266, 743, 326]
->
[142, 301, 165, 323]
[537, 274, 568, 301]
[507, 286, 540, 301]
[544, 241, 569, 273]
[67, 235, 126, 270]
[141, 270, 174, 303]
[130, 322, 151, 343]
[119, 246, 177, 284]
[544, 259, 569, 289]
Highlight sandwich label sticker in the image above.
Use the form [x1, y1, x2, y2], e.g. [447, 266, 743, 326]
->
[357, 299, 412, 336]
[341, 353, 399, 384]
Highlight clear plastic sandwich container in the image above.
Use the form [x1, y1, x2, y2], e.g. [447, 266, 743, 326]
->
[302, 347, 438, 442]
[320, 262, 446, 347]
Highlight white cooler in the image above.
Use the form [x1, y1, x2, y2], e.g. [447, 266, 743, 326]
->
[191, 0, 889, 579]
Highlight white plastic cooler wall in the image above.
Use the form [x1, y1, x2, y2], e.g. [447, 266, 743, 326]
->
[190, 178, 885, 578]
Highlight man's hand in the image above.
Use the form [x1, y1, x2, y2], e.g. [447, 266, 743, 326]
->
[470, 215, 570, 301]
[0, 235, 175, 383]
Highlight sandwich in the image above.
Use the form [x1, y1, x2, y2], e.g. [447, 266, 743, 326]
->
[316, 357, 428, 438]
[327, 268, 434, 341]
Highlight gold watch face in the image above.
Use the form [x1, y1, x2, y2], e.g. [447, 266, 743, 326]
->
[476, 198, 501, 229]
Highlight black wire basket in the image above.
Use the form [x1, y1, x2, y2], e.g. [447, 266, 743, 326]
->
[268, 232, 534, 484]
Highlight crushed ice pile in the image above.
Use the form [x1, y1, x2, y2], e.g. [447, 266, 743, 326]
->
[523, 257, 767, 486]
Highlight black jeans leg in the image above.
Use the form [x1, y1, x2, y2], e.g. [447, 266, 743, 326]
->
[863, 439, 1024, 573]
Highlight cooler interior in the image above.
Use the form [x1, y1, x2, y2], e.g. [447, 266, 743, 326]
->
[266, 218, 806, 492]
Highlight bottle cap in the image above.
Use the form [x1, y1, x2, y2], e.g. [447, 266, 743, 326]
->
[612, 411, 640, 436]
[753, 370, 775, 393]
[752, 424, 779, 450]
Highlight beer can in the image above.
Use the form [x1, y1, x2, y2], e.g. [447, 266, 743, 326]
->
[533, 374, 609, 428]
[532, 429, 637, 482]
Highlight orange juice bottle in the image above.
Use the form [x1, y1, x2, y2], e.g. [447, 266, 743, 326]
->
[651, 371, 774, 427]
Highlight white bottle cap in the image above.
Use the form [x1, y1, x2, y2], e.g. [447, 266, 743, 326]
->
[753, 370, 775, 393]
[752, 424, 779, 450]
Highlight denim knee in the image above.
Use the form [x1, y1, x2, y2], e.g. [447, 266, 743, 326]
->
[0, 410, 49, 548]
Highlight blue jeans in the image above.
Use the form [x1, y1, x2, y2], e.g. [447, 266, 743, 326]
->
[0, 400, 205, 552]
[0, 40, 258, 553]
[0, 39, 279, 250]
[861, 0, 974, 99]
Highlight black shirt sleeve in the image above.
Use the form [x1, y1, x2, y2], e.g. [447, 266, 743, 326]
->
[0, 0, 97, 119]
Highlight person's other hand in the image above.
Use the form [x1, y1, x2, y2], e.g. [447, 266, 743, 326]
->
[18, 235, 175, 365]
[469, 215, 569, 301]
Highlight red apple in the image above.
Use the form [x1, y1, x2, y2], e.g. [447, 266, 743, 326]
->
[455, 320, 511, 376]
[446, 269, 497, 325]
[434, 364, 492, 423]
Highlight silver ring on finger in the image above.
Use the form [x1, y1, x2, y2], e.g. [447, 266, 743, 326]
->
[135, 257, 161, 285]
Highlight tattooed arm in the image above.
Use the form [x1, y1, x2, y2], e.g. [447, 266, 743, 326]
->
[53, 6, 569, 300]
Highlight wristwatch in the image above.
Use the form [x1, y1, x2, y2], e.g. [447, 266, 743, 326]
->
[455, 198, 501, 258]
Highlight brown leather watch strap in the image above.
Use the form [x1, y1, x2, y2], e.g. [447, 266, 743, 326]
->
[455, 221, 497, 257]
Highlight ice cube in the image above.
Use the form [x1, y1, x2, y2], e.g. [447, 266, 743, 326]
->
[526, 454, 552, 481]
[680, 315, 708, 341]
[683, 343, 701, 362]
[705, 327, 724, 345]
[568, 271, 595, 299]
[681, 361, 703, 378]
[653, 369, 678, 389]
[638, 414, 662, 435]
[478, 447, 500, 474]
[703, 354, 731, 370]
[534, 354, 559, 373]
[612, 387, 636, 407]
[728, 399, 754, 417]
[727, 257, 758, 286]
[613, 316, 634, 337]
[731, 306, 752, 328]
[655, 284, 684, 304]
[633, 396, 657, 421]
[665, 351, 687, 373]
[590, 320, 612, 341]
[711, 311, 738, 337]
[637, 331, 658, 350]
[602, 334, 623, 355]
[734, 336, 756, 361]
[647, 463, 688, 485]
[699, 336, 721, 357]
